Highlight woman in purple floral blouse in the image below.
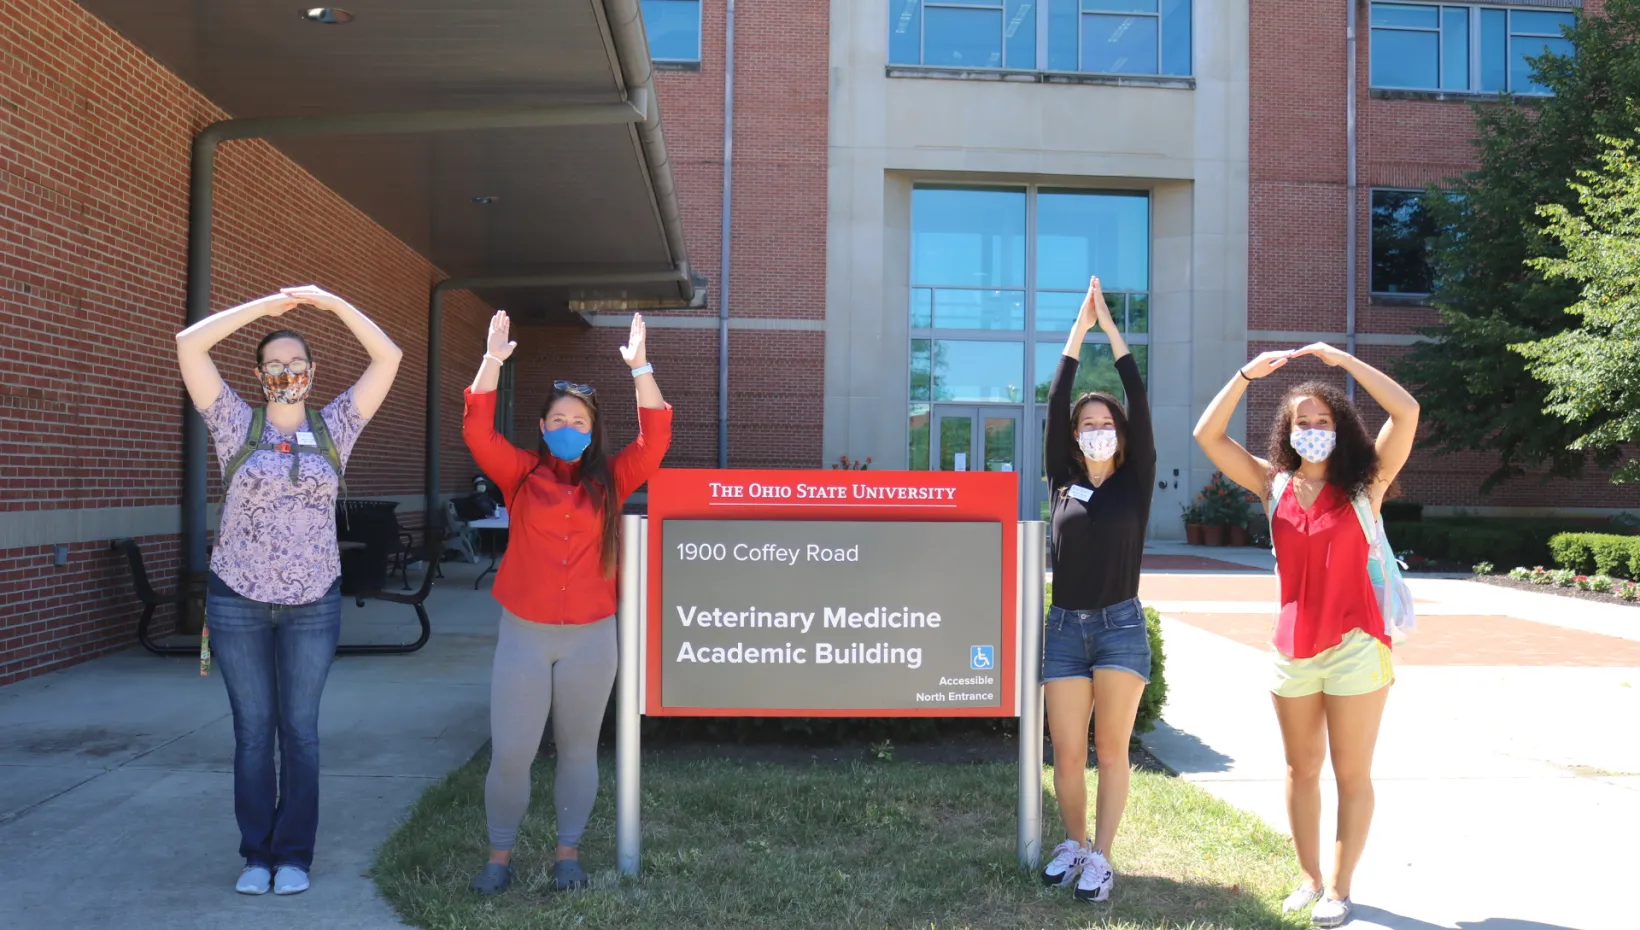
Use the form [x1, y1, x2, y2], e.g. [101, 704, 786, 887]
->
[176, 285, 402, 897]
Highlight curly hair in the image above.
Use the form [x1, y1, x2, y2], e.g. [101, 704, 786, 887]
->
[1266, 380, 1379, 500]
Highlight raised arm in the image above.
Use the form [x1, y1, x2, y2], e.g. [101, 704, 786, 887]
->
[280, 285, 402, 419]
[613, 314, 673, 498]
[462, 310, 534, 492]
[1192, 351, 1293, 497]
[1291, 343, 1420, 503]
[1045, 279, 1103, 488]
[174, 292, 299, 409]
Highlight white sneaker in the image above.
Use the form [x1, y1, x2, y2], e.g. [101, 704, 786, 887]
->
[235, 866, 271, 895]
[1283, 884, 1322, 913]
[1074, 849, 1114, 903]
[1311, 896, 1352, 928]
[1039, 840, 1087, 887]
[273, 866, 310, 895]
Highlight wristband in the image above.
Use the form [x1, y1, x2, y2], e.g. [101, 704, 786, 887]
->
[1236, 368, 1252, 382]
[630, 363, 654, 378]
[484, 353, 507, 366]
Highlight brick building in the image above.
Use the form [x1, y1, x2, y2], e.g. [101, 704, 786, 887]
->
[1, 0, 1629, 685]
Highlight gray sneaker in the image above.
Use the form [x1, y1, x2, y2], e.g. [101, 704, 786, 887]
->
[551, 858, 589, 891]
[469, 862, 513, 895]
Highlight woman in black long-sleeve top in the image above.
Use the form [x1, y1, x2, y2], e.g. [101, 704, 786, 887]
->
[1036, 276, 1157, 904]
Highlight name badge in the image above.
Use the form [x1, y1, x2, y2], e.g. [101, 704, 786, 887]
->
[296, 431, 317, 447]
[1067, 485, 1094, 502]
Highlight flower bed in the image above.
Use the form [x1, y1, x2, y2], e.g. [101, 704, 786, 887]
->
[1473, 565, 1640, 609]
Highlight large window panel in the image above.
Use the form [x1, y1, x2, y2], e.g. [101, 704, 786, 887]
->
[933, 340, 1026, 402]
[1371, 24, 1439, 89]
[933, 289, 1027, 330]
[1160, 0, 1191, 76]
[1005, 0, 1037, 67]
[640, 0, 702, 63]
[1081, 13, 1159, 74]
[912, 187, 1027, 289]
[1370, 189, 1437, 295]
[1036, 191, 1150, 292]
[909, 404, 932, 469]
[1369, 4, 1577, 95]
[1441, 7, 1469, 90]
[925, 4, 1006, 68]
[1033, 342, 1147, 403]
[889, 0, 924, 64]
[1479, 8, 1507, 91]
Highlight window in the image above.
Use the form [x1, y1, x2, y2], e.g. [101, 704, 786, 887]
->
[641, 0, 701, 63]
[1370, 189, 1438, 295]
[908, 185, 1149, 468]
[888, 0, 1191, 77]
[1369, 4, 1573, 94]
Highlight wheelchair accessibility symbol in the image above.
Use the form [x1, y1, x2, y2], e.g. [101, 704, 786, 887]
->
[970, 645, 994, 670]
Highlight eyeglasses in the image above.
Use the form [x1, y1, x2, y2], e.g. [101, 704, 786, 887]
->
[260, 359, 311, 377]
[554, 380, 596, 397]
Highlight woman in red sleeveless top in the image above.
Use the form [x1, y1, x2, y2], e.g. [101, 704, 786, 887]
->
[1192, 343, 1418, 929]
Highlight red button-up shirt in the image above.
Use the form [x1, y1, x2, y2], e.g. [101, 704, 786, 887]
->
[462, 387, 672, 625]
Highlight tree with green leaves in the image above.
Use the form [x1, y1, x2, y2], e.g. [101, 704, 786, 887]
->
[1395, 2, 1640, 490]
[1517, 135, 1640, 483]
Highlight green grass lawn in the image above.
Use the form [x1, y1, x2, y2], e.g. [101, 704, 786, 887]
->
[373, 754, 1303, 930]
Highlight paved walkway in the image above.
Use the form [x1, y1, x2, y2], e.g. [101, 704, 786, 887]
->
[1141, 567, 1640, 930]
[0, 561, 502, 930]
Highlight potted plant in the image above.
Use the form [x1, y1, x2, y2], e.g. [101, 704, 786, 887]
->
[1181, 502, 1205, 545]
[1196, 471, 1249, 547]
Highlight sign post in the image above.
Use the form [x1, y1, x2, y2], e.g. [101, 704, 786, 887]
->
[613, 470, 1045, 875]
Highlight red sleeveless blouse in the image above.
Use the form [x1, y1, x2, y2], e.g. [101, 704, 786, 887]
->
[1271, 480, 1388, 659]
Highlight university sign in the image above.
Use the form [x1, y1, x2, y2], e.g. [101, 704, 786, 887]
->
[610, 469, 1047, 872]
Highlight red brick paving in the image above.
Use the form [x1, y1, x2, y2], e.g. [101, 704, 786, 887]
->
[1168, 612, 1640, 667]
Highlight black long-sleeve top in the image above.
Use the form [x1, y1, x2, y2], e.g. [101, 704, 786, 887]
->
[1046, 352, 1156, 610]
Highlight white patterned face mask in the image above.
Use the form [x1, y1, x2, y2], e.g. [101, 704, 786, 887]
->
[1077, 429, 1119, 463]
[1290, 428, 1337, 464]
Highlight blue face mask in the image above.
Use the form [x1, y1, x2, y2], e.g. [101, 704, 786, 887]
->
[543, 425, 593, 462]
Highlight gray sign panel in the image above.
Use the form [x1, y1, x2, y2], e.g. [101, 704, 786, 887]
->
[660, 520, 1004, 711]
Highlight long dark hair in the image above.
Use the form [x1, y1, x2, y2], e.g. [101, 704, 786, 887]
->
[1266, 380, 1379, 500]
[1060, 391, 1131, 482]
[538, 386, 620, 579]
[257, 329, 312, 364]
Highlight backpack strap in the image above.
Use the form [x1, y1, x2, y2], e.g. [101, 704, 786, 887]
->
[306, 411, 346, 500]
[221, 407, 268, 494]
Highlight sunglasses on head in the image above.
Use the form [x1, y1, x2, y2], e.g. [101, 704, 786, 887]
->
[554, 380, 596, 397]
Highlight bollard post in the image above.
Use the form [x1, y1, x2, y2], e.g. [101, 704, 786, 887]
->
[615, 514, 644, 875]
[1017, 520, 1045, 870]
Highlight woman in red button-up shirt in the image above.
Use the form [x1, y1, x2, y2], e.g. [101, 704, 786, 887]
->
[462, 310, 671, 896]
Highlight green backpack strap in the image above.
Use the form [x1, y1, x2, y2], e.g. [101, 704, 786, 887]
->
[306, 411, 347, 500]
[221, 407, 268, 494]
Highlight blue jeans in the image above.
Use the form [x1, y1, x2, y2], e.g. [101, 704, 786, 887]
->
[206, 574, 341, 871]
[1042, 598, 1153, 684]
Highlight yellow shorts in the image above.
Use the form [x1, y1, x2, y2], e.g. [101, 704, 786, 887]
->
[1271, 629, 1394, 699]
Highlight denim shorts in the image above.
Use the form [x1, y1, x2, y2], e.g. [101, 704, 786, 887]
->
[1042, 597, 1152, 684]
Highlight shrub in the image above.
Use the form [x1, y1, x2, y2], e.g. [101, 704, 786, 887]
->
[1575, 575, 1593, 591]
[1552, 569, 1576, 587]
[1622, 583, 1640, 601]
[1592, 575, 1616, 593]
[1531, 567, 1555, 585]
[1549, 533, 1640, 580]
[1508, 566, 1531, 580]
[1381, 500, 1424, 522]
[1473, 561, 1495, 576]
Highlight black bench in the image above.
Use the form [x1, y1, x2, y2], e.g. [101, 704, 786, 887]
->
[337, 499, 417, 593]
[114, 529, 438, 657]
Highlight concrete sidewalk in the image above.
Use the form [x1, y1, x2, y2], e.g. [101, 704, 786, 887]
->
[0, 561, 503, 930]
[1143, 573, 1640, 930]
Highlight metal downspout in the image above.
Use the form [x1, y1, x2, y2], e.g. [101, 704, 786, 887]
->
[1345, 0, 1359, 398]
[180, 132, 217, 615]
[717, 0, 738, 468]
[604, 0, 695, 303]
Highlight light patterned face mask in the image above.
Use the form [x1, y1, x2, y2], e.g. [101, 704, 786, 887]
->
[1077, 429, 1119, 463]
[1290, 428, 1337, 464]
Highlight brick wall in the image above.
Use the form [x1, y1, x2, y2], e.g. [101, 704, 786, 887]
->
[1248, 0, 1637, 511]
[0, 0, 490, 685]
[503, 0, 828, 470]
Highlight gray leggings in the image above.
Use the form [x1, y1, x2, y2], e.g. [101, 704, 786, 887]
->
[484, 610, 617, 851]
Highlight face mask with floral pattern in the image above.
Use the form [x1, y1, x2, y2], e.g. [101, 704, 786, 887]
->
[258, 367, 313, 405]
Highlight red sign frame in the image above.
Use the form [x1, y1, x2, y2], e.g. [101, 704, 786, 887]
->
[644, 468, 1019, 717]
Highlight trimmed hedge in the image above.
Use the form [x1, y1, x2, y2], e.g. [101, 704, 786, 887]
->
[1384, 517, 1622, 570]
[1548, 533, 1640, 579]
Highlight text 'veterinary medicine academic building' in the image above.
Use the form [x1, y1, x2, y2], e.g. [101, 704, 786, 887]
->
[0, 0, 1628, 683]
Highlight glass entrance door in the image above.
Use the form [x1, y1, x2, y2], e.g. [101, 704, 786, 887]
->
[932, 406, 1024, 516]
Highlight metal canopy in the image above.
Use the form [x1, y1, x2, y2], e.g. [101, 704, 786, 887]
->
[75, 0, 693, 319]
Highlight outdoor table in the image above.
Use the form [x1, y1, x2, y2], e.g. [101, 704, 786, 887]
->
[468, 512, 509, 589]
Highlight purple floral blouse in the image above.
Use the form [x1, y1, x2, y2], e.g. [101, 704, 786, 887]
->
[199, 384, 368, 605]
